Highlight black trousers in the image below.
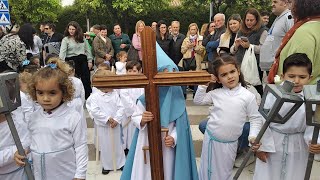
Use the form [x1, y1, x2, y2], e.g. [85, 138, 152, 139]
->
[65, 55, 92, 99]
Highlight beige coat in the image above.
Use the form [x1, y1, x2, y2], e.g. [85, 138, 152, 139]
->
[180, 35, 205, 71]
[217, 33, 232, 55]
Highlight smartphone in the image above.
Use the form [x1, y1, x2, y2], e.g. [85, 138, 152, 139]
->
[240, 36, 249, 42]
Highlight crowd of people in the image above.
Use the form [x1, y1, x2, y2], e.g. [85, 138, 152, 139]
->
[0, 0, 320, 179]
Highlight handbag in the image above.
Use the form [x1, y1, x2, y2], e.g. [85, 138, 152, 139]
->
[241, 45, 261, 86]
[127, 46, 140, 62]
[183, 56, 196, 71]
[267, 15, 320, 83]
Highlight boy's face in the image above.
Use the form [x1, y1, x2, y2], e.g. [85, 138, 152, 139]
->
[127, 66, 141, 74]
[281, 66, 311, 93]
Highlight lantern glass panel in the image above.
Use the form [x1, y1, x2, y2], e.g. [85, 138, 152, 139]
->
[313, 104, 320, 124]
[262, 92, 277, 116]
[5, 78, 18, 103]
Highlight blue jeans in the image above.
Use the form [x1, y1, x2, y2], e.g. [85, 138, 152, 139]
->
[198, 119, 250, 151]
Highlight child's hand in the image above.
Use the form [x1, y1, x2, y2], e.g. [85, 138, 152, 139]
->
[14, 149, 29, 166]
[111, 120, 118, 128]
[309, 142, 320, 154]
[164, 135, 175, 147]
[140, 111, 153, 127]
[256, 151, 268, 163]
[249, 138, 261, 152]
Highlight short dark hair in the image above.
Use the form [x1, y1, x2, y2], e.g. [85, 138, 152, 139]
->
[92, 24, 101, 31]
[100, 25, 107, 31]
[260, 11, 270, 17]
[283, 53, 312, 75]
[113, 23, 121, 28]
[46, 23, 56, 31]
[126, 61, 142, 71]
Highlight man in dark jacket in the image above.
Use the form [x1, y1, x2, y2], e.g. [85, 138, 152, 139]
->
[109, 23, 131, 58]
[169, 21, 185, 65]
[202, 13, 226, 62]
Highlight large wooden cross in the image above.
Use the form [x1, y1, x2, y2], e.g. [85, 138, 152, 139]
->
[92, 27, 211, 180]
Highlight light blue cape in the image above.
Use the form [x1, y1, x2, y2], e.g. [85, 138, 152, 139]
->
[121, 43, 199, 180]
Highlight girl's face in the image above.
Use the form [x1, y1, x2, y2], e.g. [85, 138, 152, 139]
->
[35, 78, 63, 112]
[159, 24, 167, 35]
[229, 19, 240, 33]
[120, 54, 127, 62]
[138, 23, 145, 33]
[245, 13, 257, 29]
[189, 25, 198, 36]
[217, 64, 240, 89]
[68, 25, 76, 36]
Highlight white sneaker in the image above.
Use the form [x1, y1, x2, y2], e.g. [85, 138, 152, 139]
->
[234, 153, 256, 168]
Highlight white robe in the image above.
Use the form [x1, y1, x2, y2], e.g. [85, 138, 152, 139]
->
[68, 77, 87, 132]
[0, 109, 30, 180]
[28, 103, 88, 180]
[119, 88, 144, 150]
[86, 90, 126, 170]
[115, 62, 127, 75]
[194, 84, 263, 180]
[254, 92, 308, 180]
[19, 91, 35, 123]
[130, 102, 177, 180]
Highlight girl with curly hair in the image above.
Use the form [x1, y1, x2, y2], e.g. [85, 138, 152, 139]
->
[14, 57, 88, 180]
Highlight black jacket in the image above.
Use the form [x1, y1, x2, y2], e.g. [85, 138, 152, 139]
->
[169, 33, 186, 65]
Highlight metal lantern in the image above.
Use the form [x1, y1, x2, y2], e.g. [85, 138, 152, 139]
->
[0, 72, 34, 180]
[234, 80, 304, 180]
[303, 80, 320, 180]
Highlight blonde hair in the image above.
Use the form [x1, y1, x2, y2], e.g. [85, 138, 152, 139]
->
[27, 57, 74, 102]
[200, 23, 208, 36]
[135, 20, 145, 35]
[221, 14, 242, 42]
[19, 71, 32, 84]
[186, 23, 200, 37]
[116, 51, 127, 60]
[93, 69, 114, 78]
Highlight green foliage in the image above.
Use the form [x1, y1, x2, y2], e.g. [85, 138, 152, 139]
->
[8, 0, 62, 24]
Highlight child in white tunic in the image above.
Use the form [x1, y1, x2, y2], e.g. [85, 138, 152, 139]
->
[194, 55, 263, 180]
[66, 60, 87, 132]
[14, 57, 88, 180]
[19, 71, 35, 123]
[115, 51, 127, 75]
[254, 53, 313, 180]
[86, 69, 126, 175]
[0, 109, 30, 180]
[119, 61, 144, 151]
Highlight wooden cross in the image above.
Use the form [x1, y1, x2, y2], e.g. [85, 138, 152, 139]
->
[92, 27, 211, 180]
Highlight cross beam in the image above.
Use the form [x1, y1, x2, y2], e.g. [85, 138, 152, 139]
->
[92, 27, 211, 180]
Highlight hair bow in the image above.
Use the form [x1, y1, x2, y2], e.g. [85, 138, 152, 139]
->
[46, 63, 57, 69]
[21, 59, 30, 66]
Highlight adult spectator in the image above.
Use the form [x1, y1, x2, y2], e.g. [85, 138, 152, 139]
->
[231, 8, 268, 95]
[151, 21, 157, 32]
[59, 21, 93, 99]
[85, 24, 100, 55]
[217, 14, 242, 55]
[156, 20, 171, 56]
[43, 23, 63, 61]
[0, 26, 5, 40]
[26, 28, 43, 57]
[260, 0, 293, 72]
[181, 23, 205, 71]
[275, 0, 320, 85]
[92, 25, 114, 66]
[202, 13, 226, 62]
[169, 21, 185, 65]
[0, 24, 34, 72]
[260, 11, 270, 27]
[132, 20, 145, 61]
[39, 22, 47, 44]
[109, 23, 131, 56]
[91, 24, 101, 36]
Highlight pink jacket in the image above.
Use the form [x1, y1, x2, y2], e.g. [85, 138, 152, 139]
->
[132, 33, 142, 60]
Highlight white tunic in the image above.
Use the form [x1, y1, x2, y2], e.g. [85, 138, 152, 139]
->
[86, 90, 126, 170]
[119, 88, 144, 149]
[0, 109, 30, 180]
[130, 102, 177, 180]
[194, 84, 263, 180]
[115, 62, 127, 75]
[28, 103, 88, 180]
[254, 93, 308, 180]
[19, 91, 35, 123]
[68, 77, 86, 132]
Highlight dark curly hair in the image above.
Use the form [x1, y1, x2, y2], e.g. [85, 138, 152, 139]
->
[292, 0, 320, 21]
[156, 20, 169, 40]
[64, 21, 84, 43]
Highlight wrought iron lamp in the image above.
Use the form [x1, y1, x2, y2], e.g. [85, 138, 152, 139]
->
[234, 80, 304, 179]
[303, 80, 320, 180]
[0, 72, 34, 180]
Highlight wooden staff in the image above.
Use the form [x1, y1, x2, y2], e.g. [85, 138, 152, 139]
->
[161, 128, 169, 137]
[142, 146, 150, 164]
